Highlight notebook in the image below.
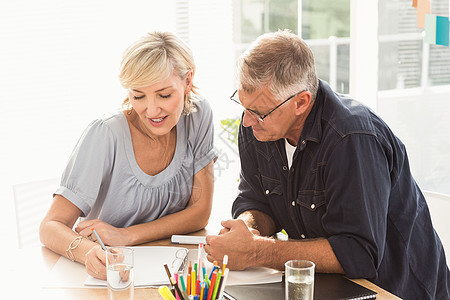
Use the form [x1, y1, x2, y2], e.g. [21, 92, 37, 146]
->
[84, 246, 188, 287]
[224, 273, 377, 300]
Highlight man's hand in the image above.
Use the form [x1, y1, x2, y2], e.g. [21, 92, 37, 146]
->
[205, 219, 264, 270]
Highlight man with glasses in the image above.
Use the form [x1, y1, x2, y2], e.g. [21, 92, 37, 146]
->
[205, 30, 449, 299]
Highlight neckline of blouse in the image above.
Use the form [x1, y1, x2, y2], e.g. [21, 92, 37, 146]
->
[119, 112, 186, 188]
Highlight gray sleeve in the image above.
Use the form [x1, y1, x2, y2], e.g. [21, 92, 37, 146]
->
[190, 98, 218, 174]
[55, 119, 116, 217]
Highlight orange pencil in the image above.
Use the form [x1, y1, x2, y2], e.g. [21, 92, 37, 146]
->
[187, 273, 191, 296]
[187, 261, 192, 295]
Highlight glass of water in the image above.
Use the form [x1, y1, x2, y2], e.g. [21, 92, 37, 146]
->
[285, 260, 315, 300]
[106, 247, 134, 300]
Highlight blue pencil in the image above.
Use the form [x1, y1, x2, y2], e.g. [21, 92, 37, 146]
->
[91, 228, 107, 251]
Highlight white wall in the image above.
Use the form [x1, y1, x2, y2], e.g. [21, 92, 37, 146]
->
[378, 88, 450, 194]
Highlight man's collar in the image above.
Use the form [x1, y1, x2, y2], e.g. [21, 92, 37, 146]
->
[297, 79, 328, 146]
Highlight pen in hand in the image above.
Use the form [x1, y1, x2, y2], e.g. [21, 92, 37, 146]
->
[91, 228, 107, 251]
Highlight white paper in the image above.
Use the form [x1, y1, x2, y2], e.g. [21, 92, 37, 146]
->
[84, 246, 188, 287]
[185, 249, 282, 286]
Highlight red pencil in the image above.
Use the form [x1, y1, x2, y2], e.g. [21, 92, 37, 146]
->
[196, 279, 200, 296]
[187, 261, 192, 296]
[206, 269, 218, 300]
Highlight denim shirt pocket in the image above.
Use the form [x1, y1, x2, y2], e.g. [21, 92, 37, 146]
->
[260, 174, 283, 197]
[296, 190, 327, 237]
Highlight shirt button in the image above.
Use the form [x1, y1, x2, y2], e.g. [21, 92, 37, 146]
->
[291, 201, 295, 206]
[265, 190, 270, 195]
[310, 204, 316, 210]
[283, 166, 288, 171]
[301, 234, 306, 239]
[302, 140, 306, 145]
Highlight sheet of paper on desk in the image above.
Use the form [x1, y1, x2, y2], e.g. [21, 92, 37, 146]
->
[85, 246, 188, 287]
[186, 249, 282, 286]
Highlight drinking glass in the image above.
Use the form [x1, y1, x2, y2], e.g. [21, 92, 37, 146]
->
[106, 247, 134, 300]
[285, 260, 315, 300]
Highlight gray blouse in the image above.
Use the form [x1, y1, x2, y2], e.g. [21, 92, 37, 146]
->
[55, 97, 217, 228]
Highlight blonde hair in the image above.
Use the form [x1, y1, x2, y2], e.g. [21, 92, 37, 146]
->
[238, 29, 318, 101]
[119, 31, 198, 114]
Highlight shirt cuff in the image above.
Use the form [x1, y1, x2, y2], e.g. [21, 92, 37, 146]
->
[193, 148, 218, 174]
[328, 235, 378, 279]
[54, 186, 92, 217]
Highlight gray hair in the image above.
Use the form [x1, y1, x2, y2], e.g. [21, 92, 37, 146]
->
[238, 29, 318, 101]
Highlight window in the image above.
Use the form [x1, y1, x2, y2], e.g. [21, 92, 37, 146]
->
[232, 0, 350, 94]
[377, 0, 450, 194]
[378, 0, 450, 89]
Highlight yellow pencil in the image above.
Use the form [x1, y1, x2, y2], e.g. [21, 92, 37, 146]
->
[158, 285, 176, 300]
[191, 269, 196, 296]
[222, 254, 228, 271]
[200, 281, 206, 300]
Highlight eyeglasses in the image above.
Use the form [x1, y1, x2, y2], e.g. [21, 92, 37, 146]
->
[230, 89, 308, 122]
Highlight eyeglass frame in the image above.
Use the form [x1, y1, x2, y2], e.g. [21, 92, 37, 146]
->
[230, 89, 308, 122]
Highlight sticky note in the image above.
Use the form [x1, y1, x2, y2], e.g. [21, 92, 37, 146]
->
[436, 16, 449, 46]
[417, 0, 431, 29]
[425, 14, 437, 44]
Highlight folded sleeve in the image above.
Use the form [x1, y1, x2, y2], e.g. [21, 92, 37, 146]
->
[55, 119, 116, 217]
[189, 98, 218, 174]
[324, 134, 392, 279]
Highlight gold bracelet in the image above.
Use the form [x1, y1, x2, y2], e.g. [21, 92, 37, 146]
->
[66, 236, 84, 262]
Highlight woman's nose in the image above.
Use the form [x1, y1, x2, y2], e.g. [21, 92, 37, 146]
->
[146, 97, 162, 116]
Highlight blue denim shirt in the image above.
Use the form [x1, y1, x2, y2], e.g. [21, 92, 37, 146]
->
[233, 80, 450, 299]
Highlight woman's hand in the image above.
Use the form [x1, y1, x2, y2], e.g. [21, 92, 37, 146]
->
[75, 219, 132, 246]
[85, 244, 107, 280]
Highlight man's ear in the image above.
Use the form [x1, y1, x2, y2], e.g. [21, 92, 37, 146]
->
[185, 70, 193, 94]
[293, 91, 312, 116]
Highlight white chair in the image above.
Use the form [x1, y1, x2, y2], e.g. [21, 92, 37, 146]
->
[423, 190, 450, 266]
[13, 177, 59, 248]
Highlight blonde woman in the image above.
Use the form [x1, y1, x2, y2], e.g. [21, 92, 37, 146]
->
[40, 32, 217, 280]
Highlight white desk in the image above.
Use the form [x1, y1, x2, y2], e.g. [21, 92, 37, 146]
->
[8, 226, 400, 300]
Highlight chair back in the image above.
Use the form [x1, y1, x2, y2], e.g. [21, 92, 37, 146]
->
[423, 190, 450, 266]
[13, 178, 59, 248]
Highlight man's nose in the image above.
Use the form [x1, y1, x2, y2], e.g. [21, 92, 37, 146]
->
[242, 110, 258, 127]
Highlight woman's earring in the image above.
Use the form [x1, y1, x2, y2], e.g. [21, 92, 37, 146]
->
[127, 102, 133, 115]
[185, 82, 192, 95]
